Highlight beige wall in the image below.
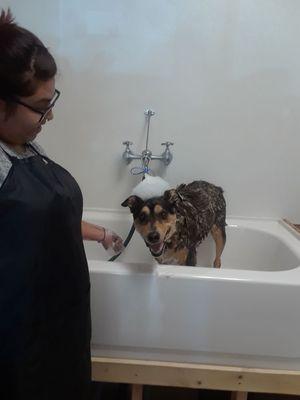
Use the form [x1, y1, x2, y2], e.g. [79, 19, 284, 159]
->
[4, 0, 300, 219]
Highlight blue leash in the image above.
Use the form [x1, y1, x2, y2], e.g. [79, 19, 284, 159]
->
[130, 166, 154, 176]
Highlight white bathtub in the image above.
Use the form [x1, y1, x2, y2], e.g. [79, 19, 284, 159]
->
[84, 209, 300, 370]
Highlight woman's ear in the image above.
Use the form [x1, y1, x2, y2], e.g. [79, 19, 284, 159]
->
[0, 99, 6, 119]
[0, 99, 12, 122]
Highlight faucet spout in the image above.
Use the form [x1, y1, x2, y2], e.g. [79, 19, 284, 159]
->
[160, 142, 174, 165]
[122, 141, 141, 164]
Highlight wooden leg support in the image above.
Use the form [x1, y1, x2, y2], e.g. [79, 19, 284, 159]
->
[230, 391, 248, 400]
[130, 384, 143, 400]
[92, 357, 300, 397]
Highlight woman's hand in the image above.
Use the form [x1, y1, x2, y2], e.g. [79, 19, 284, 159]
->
[100, 229, 124, 253]
[81, 221, 124, 254]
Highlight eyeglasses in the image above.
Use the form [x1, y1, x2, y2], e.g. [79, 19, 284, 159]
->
[11, 89, 60, 123]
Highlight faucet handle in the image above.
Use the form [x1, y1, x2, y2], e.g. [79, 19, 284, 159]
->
[123, 141, 133, 148]
[161, 142, 174, 166]
[161, 141, 174, 148]
[122, 141, 134, 164]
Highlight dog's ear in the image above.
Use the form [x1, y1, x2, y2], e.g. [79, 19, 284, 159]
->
[163, 189, 177, 213]
[163, 189, 177, 204]
[121, 195, 143, 212]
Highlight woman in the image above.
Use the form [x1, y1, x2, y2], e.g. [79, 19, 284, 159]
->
[0, 9, 123, 400]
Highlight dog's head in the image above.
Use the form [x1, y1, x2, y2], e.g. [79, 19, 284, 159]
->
[121, 190, 178, 257]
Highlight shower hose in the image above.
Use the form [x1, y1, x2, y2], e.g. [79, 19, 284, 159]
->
[108, 223, 135, 262]
[108, 168, 151, 262]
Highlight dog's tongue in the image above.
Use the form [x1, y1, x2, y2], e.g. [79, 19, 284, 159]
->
[150, 242, 164, 254]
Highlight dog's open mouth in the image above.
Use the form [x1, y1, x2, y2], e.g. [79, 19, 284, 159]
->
[146, 228, 171, 257]
[148, 242, 166, 257]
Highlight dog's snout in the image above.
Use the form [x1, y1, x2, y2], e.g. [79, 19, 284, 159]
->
[147, 231, 160, 243]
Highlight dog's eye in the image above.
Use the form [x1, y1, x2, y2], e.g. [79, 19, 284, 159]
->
[139, 212, 148, 223]
[160, 211, 168, 220]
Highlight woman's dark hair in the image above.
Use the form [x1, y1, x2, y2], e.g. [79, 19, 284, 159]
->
[0, 8, 57, 107]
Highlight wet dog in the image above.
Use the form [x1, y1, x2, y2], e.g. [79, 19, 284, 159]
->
[122, 180, 226, 267]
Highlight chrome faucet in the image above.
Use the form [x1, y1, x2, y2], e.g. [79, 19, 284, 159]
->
[122, 109, 174, 169]
[122, 141, 173, 166]
[152, 141, 173, 165]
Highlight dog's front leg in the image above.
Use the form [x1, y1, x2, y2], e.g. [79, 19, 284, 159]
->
[186, 247, 197, 266]
[159, 247, 191, 266]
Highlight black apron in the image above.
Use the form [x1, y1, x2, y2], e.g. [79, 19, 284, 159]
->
[0, 145, 91, 400]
